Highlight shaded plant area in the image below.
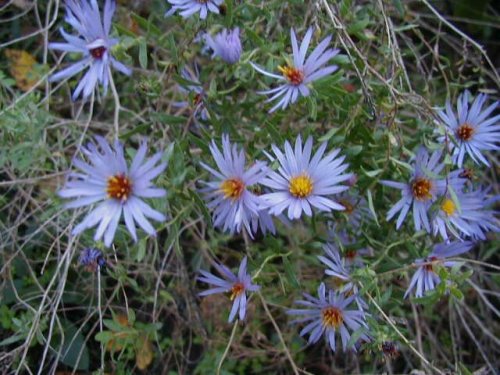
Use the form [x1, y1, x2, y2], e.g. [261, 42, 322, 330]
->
[0, 0, 499, 374]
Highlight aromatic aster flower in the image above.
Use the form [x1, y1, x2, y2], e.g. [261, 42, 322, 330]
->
[200, 135, 273, 237]
[49, 0, 132, 100]
[335, 192, 371, 229]
[203, 28, 242, 64]
[287, 283, 369, 352]
[381, 147, 444, 233]
[437, 91, 500, 167]
[173, 65, 209, 121]
[318, 243, 368, 312]
[261, 135, 352, 220]
[405, 241, 474, 299]
[198, 256, 259, 322]
[251, 27, 339, 112]
[59, 137, 167, 247]
[165, 0, 222, 19]
[432, 188, 499, 240]
[325, 226, 371, 268]
[79, 247, 106, 272]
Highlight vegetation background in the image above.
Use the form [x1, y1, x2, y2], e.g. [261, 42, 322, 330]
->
[0, 0, 498, 374]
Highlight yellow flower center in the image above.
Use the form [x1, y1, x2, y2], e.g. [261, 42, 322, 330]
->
[278, 65, 304, 85]
[441, 198, 456, 216]
[411, 178, 433, 201]
[230, 282, 245, 301]
[220, 178, 245, 200]
[107, 174, 132, 201]
[321, 306, 343, 328]
[456, 123, 475, 141]
[289, 174, 313, 198]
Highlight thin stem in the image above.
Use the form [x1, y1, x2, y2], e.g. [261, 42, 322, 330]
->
[216, 321, 238, 375]
[108, 68, 121, 139]
[258, 292, 303, 375]
[97, 270, 105, 372]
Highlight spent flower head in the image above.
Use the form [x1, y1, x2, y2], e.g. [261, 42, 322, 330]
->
[49, 0, 132, 100]
[198, 256, 259, 322]
[261, 135, 352, 220]
[59, 137, 167, 247]
[79, 247, 106, 272]
[437, 90, 500, 167]
[251, 27, 339, 112]
[287, 283, 370, 352]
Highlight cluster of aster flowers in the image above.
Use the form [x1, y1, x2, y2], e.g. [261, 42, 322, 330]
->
[382, 91, 499, 298]
[199, 134, 352, 237]
[47, 0, 500, 361]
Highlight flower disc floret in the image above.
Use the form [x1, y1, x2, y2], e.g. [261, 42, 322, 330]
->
[322, 306, 343, 329]
[220, 178, 245, 200]
[289, 174, 313, 198]
[411, 178, 433, 201]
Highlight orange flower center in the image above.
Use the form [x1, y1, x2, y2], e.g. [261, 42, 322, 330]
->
[340, 200, 354, 215]
[90, 46, 106, 59]
[220, 178, 245, 200]
[107, 174, 132, 201]
[456, 123, 475, 141]
[411, 178, 433, 201]
[230, 282, 245, 301]
[321, 306, 343, 328]
[278, 65, 304, 85]
[345, 249, 357, 261]
[289, 174, 313, 198]
[424, 256, 438, 271]
[193, 93, 203, 106]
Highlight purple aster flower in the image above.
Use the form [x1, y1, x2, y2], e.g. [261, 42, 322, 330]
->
[437, 91, 500, 167]
[203, 27, 242, 64]
[381, 147, 445, 233]
[59, 137, 167, 247]
[432, 187, 500, 241]
[251, 27, 339, 113]
[260, 135, 352, 220]
[335, 192, 371, 229]
[200, 134, 273, 237]
[287, 283, 370, 352]
[318, 243, 368, 312]
[198, 256, 260, 322]
[173, 65, 209, 121]
[49, 0, 132, 101]
[79, 247, 106, 271]
[165, 0, 222, 19]
[404, 241, 474, 299]
[325, 226, 371, 268]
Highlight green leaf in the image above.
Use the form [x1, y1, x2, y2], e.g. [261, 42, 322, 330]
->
[138, 37, 148, 69]
[59, 321, 89, 371]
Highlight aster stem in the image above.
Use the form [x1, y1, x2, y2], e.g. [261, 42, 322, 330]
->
[97, 269, 105, 372]
[108, 67, 121, 139]
[364, 290, 444, 374]
[257, 292, 306, 375]
[216, 321, 238, 375]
